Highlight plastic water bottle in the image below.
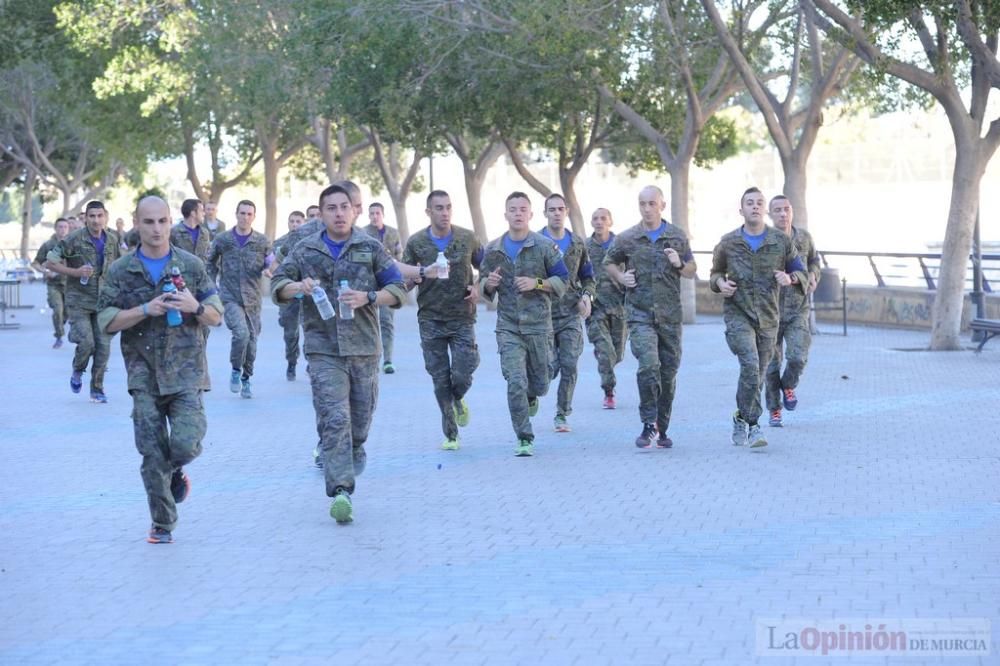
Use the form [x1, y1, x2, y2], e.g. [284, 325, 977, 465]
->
[311, 284, 335, 320]
[80, 262, 92, 285]
[436, 251, 449, 280]
[162, 283, 183, 327]
[338, 279, 354, 320]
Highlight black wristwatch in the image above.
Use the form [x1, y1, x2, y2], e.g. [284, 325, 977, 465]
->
[367, 290, 377, 304]
[195, 303, 205, 317]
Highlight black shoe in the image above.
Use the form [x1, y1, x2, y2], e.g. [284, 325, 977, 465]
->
[286, 363, 296, 381]
[635, 423, 657, 448]
[170, 469, 190, 503]
[656, 433, 673, 449]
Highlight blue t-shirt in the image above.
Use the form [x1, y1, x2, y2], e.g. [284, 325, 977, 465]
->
[321, 232, 348, 259]
[540, 228, 572, 255]
[186, 225, 200, 247]
[503, 235, 528, 262]
[601, 233, 615, 250]
[90, 232, 106, 271]
[430, 231, 452, 253]
[741, 228, 768, 253]
[645, 222, 667, 244]
[234, 230, 251, 248]
[136, 248, 172, 284]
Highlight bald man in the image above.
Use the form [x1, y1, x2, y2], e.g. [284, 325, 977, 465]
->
[604, 186, 697, 449]
[98, 196, 223, 544]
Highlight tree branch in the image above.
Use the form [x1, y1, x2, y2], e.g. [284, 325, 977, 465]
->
[501, 136, 552, 197]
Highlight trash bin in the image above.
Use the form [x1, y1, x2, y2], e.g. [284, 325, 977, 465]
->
[814, 267, 841, 303]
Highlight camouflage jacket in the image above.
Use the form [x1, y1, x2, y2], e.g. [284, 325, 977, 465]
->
[47, 227, 123, 312]
[124, 228, 140, 251]
[205, 220, 227, 240]
[169, 222, 212, 263]
[539, 228, 596, 321]
[479, 231, 568, 335]
[602, 221, 693, 326]
[779, 226, 821, 318]
[35, 235, 66, 287]
[206, 229, 272, 311]
[363, 223, 403, 260]
[96, 246, 223, 395]
[402, 225, 483, 323]
[274, 218, 322, 263]
[710, 226, 807, 330]
[586, 232, 624, 316]
[270, 228, 406, 357]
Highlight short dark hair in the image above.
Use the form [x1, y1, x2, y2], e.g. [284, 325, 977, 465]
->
[505, 191, 531, 205]
[426, 190, 449, 208]
[544, 193, 566, 208]
[181, 199, 202, 219]
[769, 194, 790, 205]
[741, 187, 762, 205]
[85, 200, 106, 212]
[335, 180, 361, 204]
[319, 184, 351, 208]
[306, 205, 320, 214]
[368, 202, 384, 212]
[236, 200, 256, 212]
[289, 210, 305, 220]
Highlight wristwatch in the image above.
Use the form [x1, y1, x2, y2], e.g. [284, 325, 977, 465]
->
[535, 278, 545, 290]
[195, 303, 205, 317]
[367, 290, 378, 304]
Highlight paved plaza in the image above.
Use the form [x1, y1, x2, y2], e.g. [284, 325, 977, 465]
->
[1, 280, 997, 665]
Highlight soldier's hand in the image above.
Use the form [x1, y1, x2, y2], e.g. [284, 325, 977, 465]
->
[78, 264, 94, 279]
[807, 274, 818, 294]
[774, 270, 792, 287]
[167, 287, 200, 313]
[577, 294, 592, 319]
[620, 269, 637, 288]
[337, 287, 366, 309]
[717, 277, 738, 297]
[424, 263, 440, 279]
[485, 267, 503, 288]
[514, 276, 537, 292]
[263, 266, 275, 279]
[300, 278, 316, 296]
[664, 247, 682, 268]
[464, 285, 479, 304]
[145, 294, 172, 317]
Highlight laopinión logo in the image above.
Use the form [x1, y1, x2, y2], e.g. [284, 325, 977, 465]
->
[755, 618, 991, 657]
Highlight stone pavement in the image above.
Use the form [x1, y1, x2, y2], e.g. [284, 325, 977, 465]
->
[0, 280, 997, 665]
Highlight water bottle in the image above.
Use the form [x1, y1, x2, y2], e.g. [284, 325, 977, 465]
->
[311, 284, 335, 320]
[338, 279, 354, 320]
[80, 262, 92, 285]
[162, 283, 183, 327]
[170, 266, 186, 291]
[436, 251, 449, 280]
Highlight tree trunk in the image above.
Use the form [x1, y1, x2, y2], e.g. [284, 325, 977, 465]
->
[667, 160, 697, 324]
[20, 170, 35, 259]
[260, 137, 279, 241]
[464, 169, 489, 243]
[558, 170, 586, 237]
[780, 153, 810, 230]
[388, 192, 410, 242]
[930, 143, 985, 350]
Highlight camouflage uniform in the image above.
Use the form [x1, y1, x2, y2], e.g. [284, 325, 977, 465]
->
[34, 235, 67, 340]
[124, 228, 140, 251]
[710, 227, 807, 424]
[585, 232, 627, 394]
[96, 246, 223, 532]
[540, 228, 595, 420]
[479, 232, 568, 442]
[363, 223, 404, 366]
[273, 232, 302, 368]
[169, 222, 212, 263]
[48, 227, 123, 392]
[205, 219, 227, 240]
[765, 227, 821, 412]
[603, 221, 693, 434]
[273, 218, 322, 263]
[401, 226, 483, 440]
[270, 228, 405, 498]
[206, 229, 271, 378]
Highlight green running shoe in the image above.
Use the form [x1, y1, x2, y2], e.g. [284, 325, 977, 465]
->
[514, 439, 534, 457]
[441, 437, 460, 451]
[330, 492, 353, 523]
[454, 398, 470, 427]
[527, 397, 539, 417]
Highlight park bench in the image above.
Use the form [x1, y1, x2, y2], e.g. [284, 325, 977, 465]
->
[970, 318, 1000, 352]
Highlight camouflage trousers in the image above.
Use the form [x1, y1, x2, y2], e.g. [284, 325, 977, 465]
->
[629, 321, 682, 432]
[307, 354, 378, 497]
[46, 283, 65, 339]
[131, 390, 206, 532]
[420, 319, 480, 439]
[67, 308, 110, 391]
[378, 305, 394, 364]
[765, 312, 812, 411]
[724, 313, 777, 425]
[549, 314, 584, 418]
[496, 330, 551, 441]
[586, 308, 627, 394]
[223, 302, 261, 378]
[278, 298, 301, 365]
